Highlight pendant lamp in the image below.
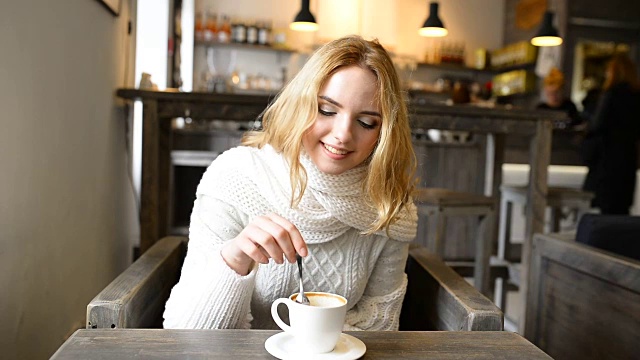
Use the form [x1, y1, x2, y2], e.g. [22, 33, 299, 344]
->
[531, 11, 562, 46]
[290, 0, 318, 32]
[419, 2, 448, 37]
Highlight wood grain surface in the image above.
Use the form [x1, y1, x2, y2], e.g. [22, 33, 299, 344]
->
[525, 233, 640, 360]
[52, 329, 552, 359]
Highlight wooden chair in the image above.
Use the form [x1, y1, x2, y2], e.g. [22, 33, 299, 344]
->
[494, 185, 594, 312]
[400, 244, 503, 331]
[498, 185, 594, 263]
[87, 236, 503, 331]
[524, 232, 640, 360]
[86, 236, 187, 329]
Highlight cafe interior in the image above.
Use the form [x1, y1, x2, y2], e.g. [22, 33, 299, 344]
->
[2, 0, 640, 359]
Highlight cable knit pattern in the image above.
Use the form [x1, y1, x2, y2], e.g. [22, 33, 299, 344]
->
[163, 145, 417, 330]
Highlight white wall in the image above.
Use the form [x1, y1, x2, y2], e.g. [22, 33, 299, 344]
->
[0, 0, 138, 358]
[191, 0, 505, 89]
[197, 0, 504, 58]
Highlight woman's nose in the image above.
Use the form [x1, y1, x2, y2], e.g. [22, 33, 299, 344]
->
[331, 116, 353, 143]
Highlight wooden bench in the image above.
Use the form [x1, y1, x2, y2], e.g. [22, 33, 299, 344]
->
[524, 232, 640, 359]
[87, 237, 503, 331]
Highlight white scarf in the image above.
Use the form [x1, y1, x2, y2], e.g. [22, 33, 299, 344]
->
[197, 145, 417, 243]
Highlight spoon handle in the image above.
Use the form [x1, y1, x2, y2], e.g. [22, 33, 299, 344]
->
[295, 254, 310, 305]
[296, 254, 303, 277]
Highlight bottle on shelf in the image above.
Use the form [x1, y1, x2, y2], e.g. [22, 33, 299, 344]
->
[204, 11, 217, 42]
[231, 17, 246, 44]
[218, 14, 232, 43]
[258, 20, 271, 46]
[195, 11, 204, 41]
[246, 19, 258, 45]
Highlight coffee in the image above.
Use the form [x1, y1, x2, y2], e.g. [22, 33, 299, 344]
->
[293, 292, 346, 308]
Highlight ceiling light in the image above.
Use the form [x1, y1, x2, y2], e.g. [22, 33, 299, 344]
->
[419, 2, 448, 37]
[531, 11, 563, 46]
[290, 0, 318, 32]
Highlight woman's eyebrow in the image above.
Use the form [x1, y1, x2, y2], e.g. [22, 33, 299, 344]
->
[319, 95, 342, 108]
[319, 95, 381, 117]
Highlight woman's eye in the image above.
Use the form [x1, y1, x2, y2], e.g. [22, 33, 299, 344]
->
[319, 108, 335, 116]
[358, 119, 376, 129]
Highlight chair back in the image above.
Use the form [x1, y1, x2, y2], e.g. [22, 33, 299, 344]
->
[87, 237, 502, 331]
[401, 245, 503, 331]
[86, 236, 187, 329]
[525, 233, 640, 360]
[576, 213, 640, 260]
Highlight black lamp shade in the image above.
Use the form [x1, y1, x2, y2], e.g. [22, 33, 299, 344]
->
[531, 11, 563, 46]
[423, 2, 444, 28]
[419, 2, 448, 37]
[291, 0, 318, 31]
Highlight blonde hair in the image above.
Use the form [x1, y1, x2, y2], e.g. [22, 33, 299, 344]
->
[604, 53, 638, 90]
[544, 67, 565, 88]
[242, 35, 416, 234]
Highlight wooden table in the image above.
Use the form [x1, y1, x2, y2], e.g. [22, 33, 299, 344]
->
[410, 103, 564, 332]
[52, 329, 551, 359]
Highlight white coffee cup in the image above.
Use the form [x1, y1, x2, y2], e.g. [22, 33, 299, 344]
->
[271, 292, 347, 354]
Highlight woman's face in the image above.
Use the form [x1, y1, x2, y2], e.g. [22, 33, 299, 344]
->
[302, 65, 382, 175]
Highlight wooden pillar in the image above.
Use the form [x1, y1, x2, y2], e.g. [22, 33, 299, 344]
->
[140, 99, 159, 254]
[519, 119, 552, 334]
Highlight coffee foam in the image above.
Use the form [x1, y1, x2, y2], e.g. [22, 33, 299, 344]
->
[293, 292, 346, 307]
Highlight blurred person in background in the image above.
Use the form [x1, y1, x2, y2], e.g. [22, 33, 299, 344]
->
[582, 53, 640, 215]
[536, 67, 582, 128]
[580, 77, 603, 127]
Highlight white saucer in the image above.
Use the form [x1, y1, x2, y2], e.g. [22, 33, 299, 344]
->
[264, 332, 366, 360]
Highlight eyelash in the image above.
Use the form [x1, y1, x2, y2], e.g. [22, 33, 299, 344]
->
[318, 108, 377, 130]
[358, 120, 376, 130]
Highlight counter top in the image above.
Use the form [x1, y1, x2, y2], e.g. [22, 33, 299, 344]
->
[116, 89, 568, 126]
[116, 89, 276, 104]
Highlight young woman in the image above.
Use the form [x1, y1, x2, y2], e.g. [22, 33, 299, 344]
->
[163, 35, 418, 330]
[582, 54, 640, 215]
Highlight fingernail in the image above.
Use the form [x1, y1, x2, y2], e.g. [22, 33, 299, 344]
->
[300, 247, 308, 257]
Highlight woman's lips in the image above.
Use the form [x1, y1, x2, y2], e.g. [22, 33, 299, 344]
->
[323, 143, 348, 155]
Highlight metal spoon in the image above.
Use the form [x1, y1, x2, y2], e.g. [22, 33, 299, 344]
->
[296, 254, 310, 305]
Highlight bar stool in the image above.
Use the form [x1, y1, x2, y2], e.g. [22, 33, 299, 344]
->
[497, 185, 594, 262]
[495, 185, 594, 310]
[414, 188, 498, 296]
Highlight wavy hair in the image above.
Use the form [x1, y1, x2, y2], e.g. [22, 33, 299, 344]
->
[604, 53, 638, 90]
[242, 35, 416, 234]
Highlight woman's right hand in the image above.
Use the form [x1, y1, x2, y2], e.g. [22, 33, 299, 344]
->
[220, 213, 308, 276]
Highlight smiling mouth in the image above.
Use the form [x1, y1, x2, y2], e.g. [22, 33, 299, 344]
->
[323, 143, 349, 155]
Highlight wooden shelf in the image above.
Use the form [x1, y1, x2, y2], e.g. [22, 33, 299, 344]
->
[194, 40, 296, 54]
[495, 91, 536, 99]
[416, 61, 536, 76]
[417, 62, 492, 74]
[490, 62, 536, 73]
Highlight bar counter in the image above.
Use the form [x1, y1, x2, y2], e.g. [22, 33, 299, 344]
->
[116, 89, 567, 332]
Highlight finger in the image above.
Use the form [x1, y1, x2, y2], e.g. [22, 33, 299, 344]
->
[236, 225, 276, 264]
[251, 217, 291, 264]
[254, 216, 296, 263]
[266, 213, 308, 258]
[256, 244, 270, 259]
[236, 235, 269, 264]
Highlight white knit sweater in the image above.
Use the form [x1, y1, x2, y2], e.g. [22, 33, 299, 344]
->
[163, 145, 418, 330]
